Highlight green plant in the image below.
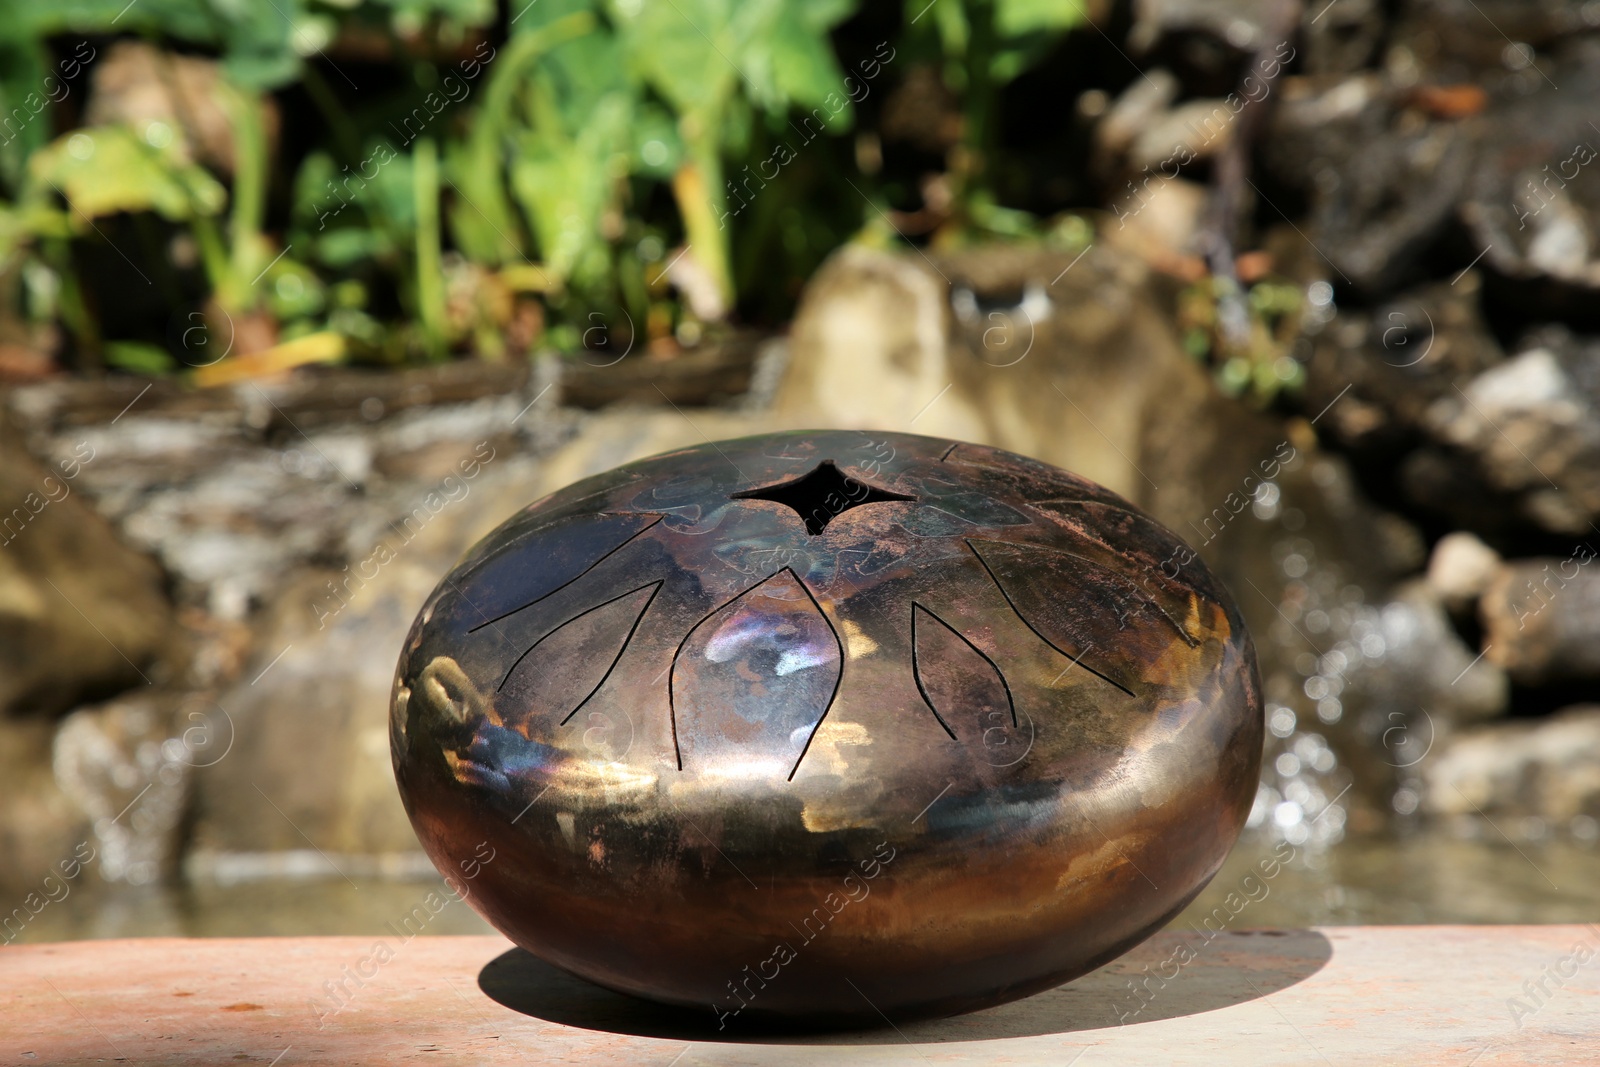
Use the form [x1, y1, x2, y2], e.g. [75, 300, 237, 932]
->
[452, 0, 860, 331]
[901, 0, 1090, 233]
[614, 0, 860, 313]
[20, 121, 228, 365]
[0, 0, 1112, 377]
[1178, 275, 1307, 404]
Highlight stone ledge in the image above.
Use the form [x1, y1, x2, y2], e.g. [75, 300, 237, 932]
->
[3, 926, 1597, 1065]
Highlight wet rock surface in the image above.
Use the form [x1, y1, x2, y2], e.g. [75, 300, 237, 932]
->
[1423, 705, 1600, 823]
[1480, 555, 1600, 684]
[1422, 330, 1600, 534]
[1178, 0, 1600, 840]
[1298, 275, 1503, 454]
[1426, 531, 1503, 609]
[6, 361, 566, 619]
[1264, 36, 1600, 297]
[0, 415, 179, 719]
[52, 694, 196, 886]
[0, 719, 89, 901]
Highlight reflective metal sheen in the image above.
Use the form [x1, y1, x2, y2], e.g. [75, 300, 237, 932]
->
[391, 430, 1262, 1025]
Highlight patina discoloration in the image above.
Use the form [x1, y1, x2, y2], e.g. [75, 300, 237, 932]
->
[391, 430, 1262, 1024]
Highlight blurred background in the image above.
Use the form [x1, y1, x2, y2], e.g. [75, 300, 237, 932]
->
[3, 0, 1599, 945]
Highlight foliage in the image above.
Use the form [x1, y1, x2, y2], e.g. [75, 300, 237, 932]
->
[1177, 276, 1308, 404]
[0, 0, 1104, 378]
[903, 0, 1089, 222]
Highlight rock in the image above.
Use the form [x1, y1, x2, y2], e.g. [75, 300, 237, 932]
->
[188, 446, 557, 861]
[774, 241, 1294, 530]
[183, 395, 785, 868]
[51, 693, 198, 885]
[0, 718, 89, 902]
[1299, 273, 1504, 453]
[1266, 43, 1600, 297]
[555, 333, 765, 409]
[0, 418, 179, 718]
[1103, 176, 1212, 263]
[187, 563, 427, 860]
[1092, 70, 1240, 183]
[8, 359, 535, 433]
[1480, 554, 1600, 684]
[1393, 0, 1599, 78]
[1095, 70, 1179, 176]
[1128, 0, 1281, 55]
[1127, 0, 1382, 74]
[1264, 72, 1474, 293]
[1397, 447, 1529, 538]
[1458, 53, 1600, 294]
[1300, 278, 1600, 536]
[1426, 531, 1502, 608]
[1300, 0, 1384, 76]
[6, 362, 564, 618]
[1422, 331, 1600, 534]
[1422, 705, 1600, 822]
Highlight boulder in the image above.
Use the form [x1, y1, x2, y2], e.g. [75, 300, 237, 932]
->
[1263, 48, 1600, 297]
[6, 361, 562, 619]
[1425, 531, 1502, 609]
[1457, 56, 1600, 295]
[0, 418, 178, 718]
[1361, 580, 1506, 725]
[1298, 274, 1503, 454]
[1423, 706, 1600, 822]
[1423, 332, 1600, 534]
[1480, 555, 1600, 684]
[0, 719, 89, 903]
[1264, 73, 1474, 293]
[1124, 0, 1378, 81]
[774, 242, 1296, 531]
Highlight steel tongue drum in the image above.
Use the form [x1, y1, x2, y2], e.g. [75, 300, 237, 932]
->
[391, 430, 1262, 1025]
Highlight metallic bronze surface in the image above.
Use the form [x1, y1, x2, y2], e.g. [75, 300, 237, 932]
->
[391, 430, 1262, 1025]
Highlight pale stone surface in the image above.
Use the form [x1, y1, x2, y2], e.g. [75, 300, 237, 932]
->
[1426, 531, 1502, 607]
[1423, 706, 1600, 821]
[1425, 341, 1600, 534]
[773, 242, 1284, 531]
[3, 929, 1597, 1065]
[184, 407, 792, 861]
[1481, 560, 1600, 684]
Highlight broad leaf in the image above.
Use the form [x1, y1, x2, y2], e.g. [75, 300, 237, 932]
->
[27, 126, 225, 223]
[509, 92, 633, 285]
[996, 0, 1090, 35]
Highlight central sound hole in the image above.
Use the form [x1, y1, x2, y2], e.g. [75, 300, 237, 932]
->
[731, 460, 916, 535]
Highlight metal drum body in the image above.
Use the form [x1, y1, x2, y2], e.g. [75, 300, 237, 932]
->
[391, 430, 1262, 1024]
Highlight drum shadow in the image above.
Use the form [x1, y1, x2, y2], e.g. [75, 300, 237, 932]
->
[478, 928, 1333, 1044]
